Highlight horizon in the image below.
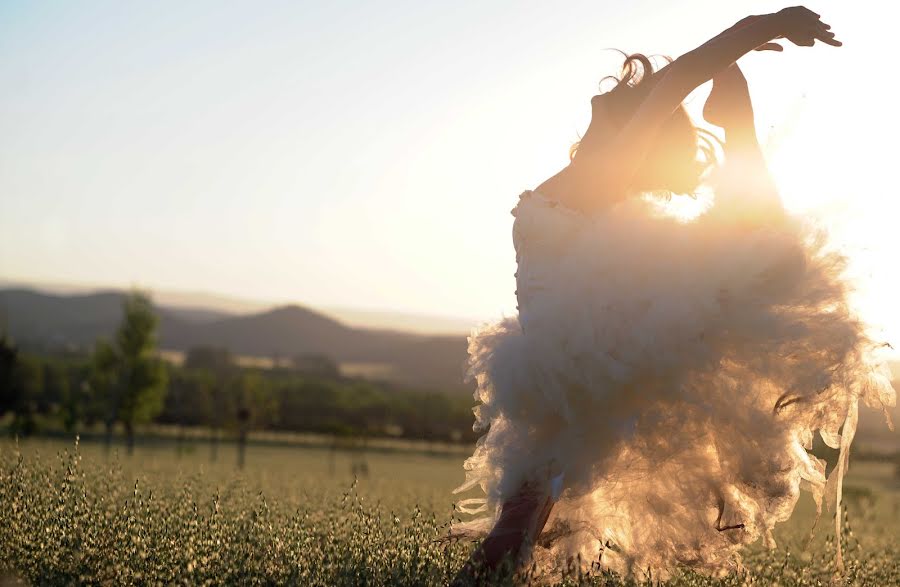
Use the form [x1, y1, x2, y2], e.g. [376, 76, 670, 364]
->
[2, 1, 899, 353]
[0, 277, 479, 335]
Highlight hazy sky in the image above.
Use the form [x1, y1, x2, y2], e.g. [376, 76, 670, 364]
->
[1, 1, 897, 342]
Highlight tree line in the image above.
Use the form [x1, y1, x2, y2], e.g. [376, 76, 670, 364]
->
[0, 291, 477, 454]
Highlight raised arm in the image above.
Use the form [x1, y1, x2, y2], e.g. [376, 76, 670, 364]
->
[547, 7, 839, 212]
[703, 63, 784, 222]
[668, 7, 838, 95]
[703, 63, 765, 158]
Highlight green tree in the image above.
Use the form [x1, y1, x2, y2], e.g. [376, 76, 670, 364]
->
[0, 335, 18, 421]
[290, 353, 339, 378]
[88, 339, 119, 450]
[165, 368, 213, 456]
[184, 346, 234, 462]
[88, 291, 168, 454]
[229, 371, 276, 469]
[0, 337, 45, 437]
[57, 360, 92, 434]
[12, 357, 44, 436]
[41, 360, 70, 428]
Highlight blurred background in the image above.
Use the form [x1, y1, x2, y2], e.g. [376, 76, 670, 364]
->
[1, 0, 897, 467]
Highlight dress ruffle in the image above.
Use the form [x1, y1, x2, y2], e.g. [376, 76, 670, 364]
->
[455, 188, 895, 577]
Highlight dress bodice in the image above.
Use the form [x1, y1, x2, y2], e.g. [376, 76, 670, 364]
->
[512, 190, 586, 319]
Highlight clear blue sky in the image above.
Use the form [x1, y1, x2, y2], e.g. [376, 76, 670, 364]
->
[1, 1, 897, 342]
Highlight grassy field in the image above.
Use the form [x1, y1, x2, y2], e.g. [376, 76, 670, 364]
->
[0, 437, 897, 586]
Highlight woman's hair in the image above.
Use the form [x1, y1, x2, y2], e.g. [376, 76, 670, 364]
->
[572, 53, 717, 197]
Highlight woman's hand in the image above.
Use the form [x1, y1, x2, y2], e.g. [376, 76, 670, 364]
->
[774, 6, 841, 48]
[717, 8, 841, 52]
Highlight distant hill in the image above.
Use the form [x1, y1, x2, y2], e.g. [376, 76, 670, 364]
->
[0, 288, 470, 393]
[0, 279, 476, 335]
[0, 289, 129, 348]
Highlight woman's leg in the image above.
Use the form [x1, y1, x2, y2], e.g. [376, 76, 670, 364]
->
[452, 482, 554, 584]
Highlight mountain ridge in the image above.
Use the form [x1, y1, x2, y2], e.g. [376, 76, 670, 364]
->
[0, 288, 470, 393]
[0, 278, 477, 335]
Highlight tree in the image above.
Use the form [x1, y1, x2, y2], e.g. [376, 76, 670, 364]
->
[88, 339, 119, 450]
[228, 371, 276, 469]
[32, 359, 66, 431]
[0, 335, 18, 420]
[184, 346, 234, 373]
[184, 346, 234, 461]
[164, 368, 213, 456]
[88, 291, 168, 454]
[0, 337, 45, 437]
[290, 353, 339, 378]
[57, 361, 91, 434]
[14, 358, 44, 436]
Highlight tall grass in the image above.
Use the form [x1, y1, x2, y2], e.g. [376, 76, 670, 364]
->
[0, 439, 897, 586]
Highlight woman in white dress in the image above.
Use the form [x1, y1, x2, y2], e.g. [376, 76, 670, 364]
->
[453, 6, 895, 581]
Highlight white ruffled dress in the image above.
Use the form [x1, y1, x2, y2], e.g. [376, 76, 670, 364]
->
[455, 181, 895, 576]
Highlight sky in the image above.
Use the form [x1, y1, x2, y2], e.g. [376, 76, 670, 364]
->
[1, 1, 898, 344]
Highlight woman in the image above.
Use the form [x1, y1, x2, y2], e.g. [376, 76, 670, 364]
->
[453, 6, 895, 582]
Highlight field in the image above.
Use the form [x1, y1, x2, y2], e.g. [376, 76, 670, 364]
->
[0, 437, 898, 586]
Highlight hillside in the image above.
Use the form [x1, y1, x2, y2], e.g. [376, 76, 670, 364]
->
[0, 288, 469, 392]
[0, 279, 476, 335]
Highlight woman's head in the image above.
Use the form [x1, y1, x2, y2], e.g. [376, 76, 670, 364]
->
[574, 53, 715, 197]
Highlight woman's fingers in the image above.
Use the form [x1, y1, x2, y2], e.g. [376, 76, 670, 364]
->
[809, 29, 840, 46]
[816, 28, 841, 46]
[786, 28, 841, 47]
[815, 17, 842, 46]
